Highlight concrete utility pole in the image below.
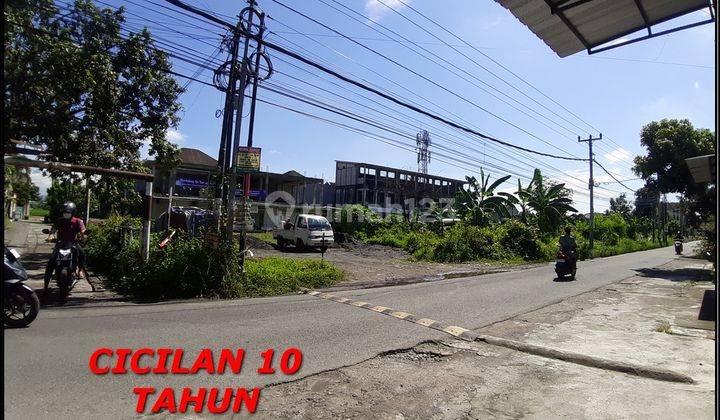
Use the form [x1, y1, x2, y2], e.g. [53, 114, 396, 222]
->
[84, 175, 91, 226]
[579, 133, 601, 255]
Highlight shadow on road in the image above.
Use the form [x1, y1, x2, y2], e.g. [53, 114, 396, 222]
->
[633, 267, 714, 282]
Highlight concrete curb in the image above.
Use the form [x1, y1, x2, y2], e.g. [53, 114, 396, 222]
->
[474, 334, 695, 384]
[299, 287, 695, 384]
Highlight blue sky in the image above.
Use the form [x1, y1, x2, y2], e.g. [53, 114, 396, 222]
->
[36, 1, 716, 213]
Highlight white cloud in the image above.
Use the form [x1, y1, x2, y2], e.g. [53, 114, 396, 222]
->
[365, 0, 409, 23]
[560, 169, 619, 200]
[602, 147, 632, 163]
[140, 129, 185, 159]
[166, 128, 185, 144]
[29, 168, 52, 198]
[694, 81, 700, 89]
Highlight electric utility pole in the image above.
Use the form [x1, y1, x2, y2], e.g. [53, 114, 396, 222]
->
[579, 133, 601, 255]
[212, 0, 271, 251]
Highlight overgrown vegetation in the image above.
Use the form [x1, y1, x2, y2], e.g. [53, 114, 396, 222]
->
[85, 215, 343, 300]
[337, 168, 663, 263]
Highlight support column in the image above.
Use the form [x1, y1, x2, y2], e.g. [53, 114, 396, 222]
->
[141, 180, 153, 262]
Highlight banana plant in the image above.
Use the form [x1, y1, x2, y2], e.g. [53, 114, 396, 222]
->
[454, 169, 512, 226]
[499, 178, 531, 223]
[518, 169, 577, 234]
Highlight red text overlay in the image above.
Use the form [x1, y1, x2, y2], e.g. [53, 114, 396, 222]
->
[89, 347, 303, 414]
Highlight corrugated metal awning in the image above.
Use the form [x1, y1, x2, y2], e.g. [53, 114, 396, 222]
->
[496, 0, 715, 57]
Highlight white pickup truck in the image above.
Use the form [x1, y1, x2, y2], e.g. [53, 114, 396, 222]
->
[273, 214, 334, 251]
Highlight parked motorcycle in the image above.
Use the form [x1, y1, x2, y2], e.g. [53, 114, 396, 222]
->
[42, 228, 91, 302]
[4, 247, 40, 327]
[674, 240, 683, 255]
[555, 249, 577, 280]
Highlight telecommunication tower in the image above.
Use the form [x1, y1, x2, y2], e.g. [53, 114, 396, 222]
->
[416, 130, 431, 174]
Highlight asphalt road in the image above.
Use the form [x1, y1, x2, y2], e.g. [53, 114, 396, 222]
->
[4, 244, 685, 419]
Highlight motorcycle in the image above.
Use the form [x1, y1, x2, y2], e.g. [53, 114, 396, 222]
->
[4, 247, 40, 327]
[674, 240, 683, 255]
[555, 248, 577, 280]
[42, 228, 91, 302]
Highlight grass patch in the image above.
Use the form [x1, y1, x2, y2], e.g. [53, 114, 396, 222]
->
[4, 215, 11, 230]
[29, 207, 49, 217]
[248, 231, 276, 245]
[244, 257, 344, 297]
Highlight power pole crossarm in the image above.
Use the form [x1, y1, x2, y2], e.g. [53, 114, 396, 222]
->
[578, 133, 601, 256]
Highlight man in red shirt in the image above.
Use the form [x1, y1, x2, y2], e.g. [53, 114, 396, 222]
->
[43, 202, 87, 291]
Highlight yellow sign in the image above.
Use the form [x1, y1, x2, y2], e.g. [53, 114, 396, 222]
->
[235, 147, 261, 173]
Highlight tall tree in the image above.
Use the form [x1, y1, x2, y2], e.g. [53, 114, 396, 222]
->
[633, 119, 715, 225]
[5, 0, 183, 213]
[609, 193, 633, 218]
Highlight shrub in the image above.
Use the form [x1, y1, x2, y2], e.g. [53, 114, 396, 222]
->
[338, 205, 381, 236]
[496, 219, 543, 260]
[594, 213, 628, 242]
[431, 223, 494, 262]
[84, 215, 143, 273]
[404, 230, 440, 260]
[87, 219, 344, 300]
[365, 223, 411, 248]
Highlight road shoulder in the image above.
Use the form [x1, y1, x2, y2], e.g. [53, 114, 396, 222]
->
[253, 257, 715, 419]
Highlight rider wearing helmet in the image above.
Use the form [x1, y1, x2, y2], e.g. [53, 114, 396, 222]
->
[43, 202, 88, 291]
[559, 226, 578, 268]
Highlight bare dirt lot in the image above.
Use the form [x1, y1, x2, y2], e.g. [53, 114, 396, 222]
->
[248, 237, 542, 291]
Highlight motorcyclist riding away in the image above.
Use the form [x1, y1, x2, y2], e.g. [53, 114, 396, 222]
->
[559, 226, 577, 268]
[43, 202, 88, 291]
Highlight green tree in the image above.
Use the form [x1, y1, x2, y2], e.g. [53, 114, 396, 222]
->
[609, 193, 633, 218]
[454, 169, 513, 227]
[633, 119, 716, 225]
[45, 179, 98, 221]
[4, 0, 183, 212]
[519, 169, 577, 235]
[4, 163, 39, 206]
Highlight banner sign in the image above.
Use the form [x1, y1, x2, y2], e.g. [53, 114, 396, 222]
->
[175, 177, 210, 188]
[235, 147, 261, 173]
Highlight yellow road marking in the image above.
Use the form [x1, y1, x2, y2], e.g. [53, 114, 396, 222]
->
[415, 318, 436, 327]
[444, 326, 469, 336]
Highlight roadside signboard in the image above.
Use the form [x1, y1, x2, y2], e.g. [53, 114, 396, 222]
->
[235, 147, 261, 174]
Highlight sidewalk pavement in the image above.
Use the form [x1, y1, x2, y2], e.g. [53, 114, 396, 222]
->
[249, 256, 715, 419]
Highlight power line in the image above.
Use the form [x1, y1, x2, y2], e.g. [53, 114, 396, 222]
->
[593, 159, 636, 193]
[261, 48, 622, 195]
[317, 0, 585, 143]
[266, 0, 584, 159]
[389, 0, 631, 153]
[265, 19, 620, 180]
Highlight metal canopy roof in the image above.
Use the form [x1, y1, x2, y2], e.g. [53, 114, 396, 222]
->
[496, 0, 715, 57]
